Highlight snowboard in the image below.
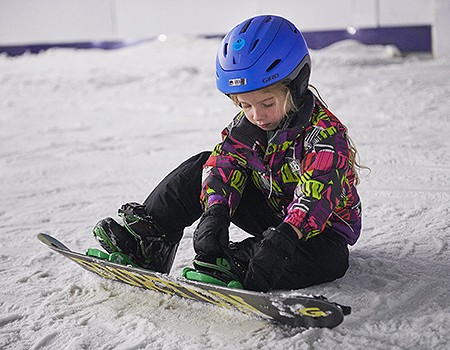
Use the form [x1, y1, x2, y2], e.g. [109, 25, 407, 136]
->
[37, 233, 351, 329]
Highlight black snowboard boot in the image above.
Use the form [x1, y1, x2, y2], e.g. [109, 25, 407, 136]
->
[93, 202, 178, 273]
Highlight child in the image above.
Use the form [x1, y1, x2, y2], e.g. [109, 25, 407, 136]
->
[92, 15, 362, 292]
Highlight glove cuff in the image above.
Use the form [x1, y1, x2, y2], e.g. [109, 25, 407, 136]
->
[205, 204, 230, 219]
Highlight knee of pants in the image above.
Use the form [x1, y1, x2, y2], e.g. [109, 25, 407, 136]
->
[329, 257, 349, 280]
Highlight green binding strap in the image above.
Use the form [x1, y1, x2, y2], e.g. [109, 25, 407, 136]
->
[182, 267, 243, 289]
[86, 248, 139, 268]
[86, 248, 109, 260]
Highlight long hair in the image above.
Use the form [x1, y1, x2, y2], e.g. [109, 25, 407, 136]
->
[309, 85, 367, 185]
[229, 83, 366, 185]
[229, 80, 296, 116]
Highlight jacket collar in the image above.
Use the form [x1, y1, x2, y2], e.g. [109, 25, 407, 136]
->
[267, 90, 315, 145]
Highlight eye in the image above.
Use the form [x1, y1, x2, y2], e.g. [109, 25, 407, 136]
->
[262, 102, 275, 108]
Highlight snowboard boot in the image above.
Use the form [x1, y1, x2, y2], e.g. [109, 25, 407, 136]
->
[92, 202, 178, 274]
[182, 255, 246, 289]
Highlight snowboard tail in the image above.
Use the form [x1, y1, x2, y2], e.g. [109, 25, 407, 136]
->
[37, 232, 350, 328]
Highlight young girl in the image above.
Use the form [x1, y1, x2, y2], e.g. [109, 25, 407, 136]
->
[92, 15, 362, 292]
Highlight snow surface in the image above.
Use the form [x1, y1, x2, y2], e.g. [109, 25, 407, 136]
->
[1, 37, 449, 350]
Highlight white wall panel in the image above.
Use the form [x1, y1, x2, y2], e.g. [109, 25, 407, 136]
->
[115, 0, 257, 38]
[0, 0, 112, 45]
[0, 0, 437, 48]
[433, 0, 450, 57]
[260, 0, 379, 30]
[353, 0, 380, 28]
[260, 0, 353, 31]
[379, 0, 432, 26]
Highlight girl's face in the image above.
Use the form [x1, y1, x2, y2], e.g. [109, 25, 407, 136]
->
[236, 89, 287, 131]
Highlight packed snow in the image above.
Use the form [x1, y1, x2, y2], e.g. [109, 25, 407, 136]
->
[1, 36, 449, 350]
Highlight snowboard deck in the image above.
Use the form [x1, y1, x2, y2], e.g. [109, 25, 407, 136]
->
[37, 232, 351, 329]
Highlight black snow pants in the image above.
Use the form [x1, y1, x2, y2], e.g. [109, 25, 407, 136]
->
[143, 152, 349, 290]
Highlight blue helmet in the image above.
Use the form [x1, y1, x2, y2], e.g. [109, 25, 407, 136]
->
[216, 15, 311, 98]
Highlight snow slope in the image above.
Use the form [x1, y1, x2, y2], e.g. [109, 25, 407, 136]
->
[1, 37, 449, 349]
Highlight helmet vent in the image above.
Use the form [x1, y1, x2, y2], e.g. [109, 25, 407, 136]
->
[223, 43, 228, 57]
[266, 59, 281, 72]
[250, 39, 259, 52]
[240, 19, 253, 34]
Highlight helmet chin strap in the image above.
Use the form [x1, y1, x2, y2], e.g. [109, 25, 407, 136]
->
[289, 64, 311, 103]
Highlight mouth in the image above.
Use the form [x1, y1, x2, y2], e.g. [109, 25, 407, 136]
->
[258, 123, 274, 130]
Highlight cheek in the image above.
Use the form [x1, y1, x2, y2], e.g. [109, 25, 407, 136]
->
[271, 107, 285, 123]
[243, 109, 255, 122]
[246, 115, 259, 127]
[275, 111, 285, 122]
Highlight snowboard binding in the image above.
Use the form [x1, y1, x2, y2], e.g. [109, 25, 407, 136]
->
[182, 256, 244, 289]
[86, 248, 139, 268]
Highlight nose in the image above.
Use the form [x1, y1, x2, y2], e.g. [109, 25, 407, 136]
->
[253, 108, 265, 123]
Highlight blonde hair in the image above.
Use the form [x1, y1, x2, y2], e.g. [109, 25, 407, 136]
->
[230, 83, 367, 185]
[229, 80, 297, 117]
[346, 135, 364, 185]
[309, 84, 367, 185]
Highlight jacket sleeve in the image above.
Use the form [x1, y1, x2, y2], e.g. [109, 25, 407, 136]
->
[283, 119, 352, 240]
[201, 113, 267, 213]
[200, 144, 247, 213]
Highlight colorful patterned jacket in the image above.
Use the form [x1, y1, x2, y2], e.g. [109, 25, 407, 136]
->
[201, 93, 362, 245]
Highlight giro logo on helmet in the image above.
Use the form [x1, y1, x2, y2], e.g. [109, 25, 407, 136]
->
[232, 38, 246, 51]
[262, 73, 279, 84]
